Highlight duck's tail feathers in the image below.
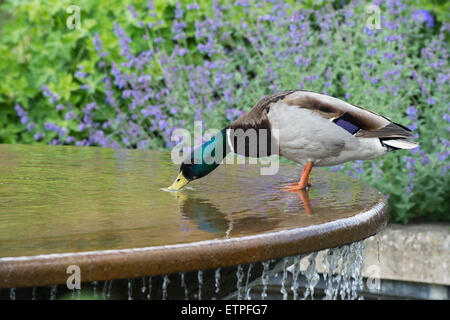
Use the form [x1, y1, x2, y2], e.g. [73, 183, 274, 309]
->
[381, 138, 419, 150]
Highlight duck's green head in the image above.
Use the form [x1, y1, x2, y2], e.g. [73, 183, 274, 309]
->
[168, 129, 228, 191]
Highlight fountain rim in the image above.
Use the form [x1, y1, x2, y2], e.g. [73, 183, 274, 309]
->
[0, 197, 388, 289]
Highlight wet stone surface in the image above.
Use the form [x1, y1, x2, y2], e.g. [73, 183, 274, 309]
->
[0, 144, 388, 291]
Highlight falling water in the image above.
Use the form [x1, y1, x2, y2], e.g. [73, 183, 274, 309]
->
[141, 277, 147, 296]
[92, 281, 98, 299]
[215, 268, 221, 294]
[147, 277, 152, 300]
[322, 246, 342, 300]
[290, 255, 301, 300]
[244, 263, 253, 300]
[128, 279, 133, 300]
[9, 288, 15, 300]
[197, 271, 203, 300]
[350, 241, 365, 300]
[302, 252, 320, 299]
[260, 261, 270, 300]
[102, 280, 109, 300]
[4, 240, 367, 300]
[101, 280, 113, 300]
[162, 275, 169, 300]
[280, 258, 289, 300]
[180, 272, 188, 299]
[107, 280, 113, 299]
[50, 285, 57, 300]
[236, 265, 244, 300]
[376, 235, 381, 263]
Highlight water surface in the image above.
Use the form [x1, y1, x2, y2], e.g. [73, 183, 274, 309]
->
[0, 144, 382, 257]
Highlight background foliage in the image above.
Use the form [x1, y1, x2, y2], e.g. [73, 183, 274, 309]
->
[0, 0, 449, 223]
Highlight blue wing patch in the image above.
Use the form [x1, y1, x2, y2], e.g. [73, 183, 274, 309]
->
[334, 118, 360, 135]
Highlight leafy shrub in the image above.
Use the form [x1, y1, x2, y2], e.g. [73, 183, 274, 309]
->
[1, 0, 449, 223]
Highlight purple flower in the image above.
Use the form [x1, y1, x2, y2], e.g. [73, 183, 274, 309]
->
[14, 104, 25, 117]
[178, 48, 188, 56]
[76, 139, 87, 147]
[127, 5, 139, 19]
[331, 164, 344, 173]
[92, 33, 107, 58]
[34, 133, 42, 141]
[408, 123, 418, 131]
[90, 130, 108, 147]
[175, 2, 183, 19]
[412, 9, 434, 28]
[142, 105, 158, 117]
[20, 115, 29, 124]
[114, 22, 133, 61]
[44, 122, 59, 132]
[14, 104, 30, 124]
[41, 85, 59, 104]
[147, 0, 155, 10]
[406, 106, 418, 121]
[74, 70, 87, 79]
[27, 123, 35, 132]
[366, 48, 378, 56]
[235, 0, 250, 6]
[65, 110, 75, 121]
[437, 152, 448, 162]
[186, 3, 199, 10]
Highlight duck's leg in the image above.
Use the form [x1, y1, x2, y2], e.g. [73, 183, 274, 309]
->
[281, 162, 313, 190]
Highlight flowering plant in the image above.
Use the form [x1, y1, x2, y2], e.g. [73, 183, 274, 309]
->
[4, 0, 450, 222]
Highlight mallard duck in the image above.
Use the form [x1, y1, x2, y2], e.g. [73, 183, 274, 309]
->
[168, 90, 418, 192]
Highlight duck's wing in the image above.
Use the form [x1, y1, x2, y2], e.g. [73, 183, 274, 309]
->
[271, 90, 417, 147]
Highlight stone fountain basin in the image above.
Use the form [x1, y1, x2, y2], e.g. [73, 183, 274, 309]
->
[0, 144, 388, 289]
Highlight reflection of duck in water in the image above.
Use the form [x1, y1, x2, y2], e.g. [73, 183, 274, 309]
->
[179, 195, 228, 235]
[174, 193, 283, 237]
[168, 90, 418, 214]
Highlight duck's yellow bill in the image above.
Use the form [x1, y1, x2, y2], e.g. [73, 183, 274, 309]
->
[167, 172, 189, 191]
